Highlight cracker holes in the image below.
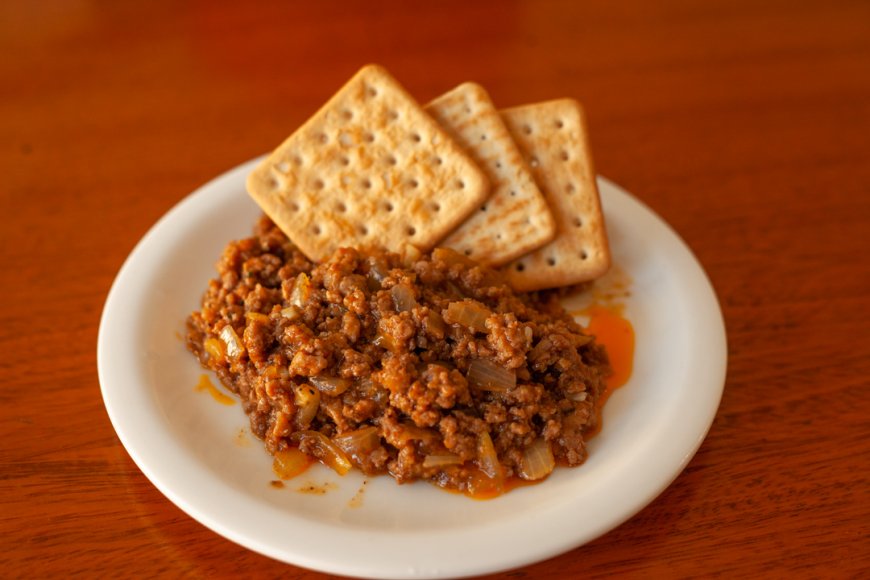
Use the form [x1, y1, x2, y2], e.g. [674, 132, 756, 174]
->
[546, 257, 557, 266]
[580, 250, 589, 260]
[509, 190, 517, 197]
[555, 119, 564, 129]
[464, 105, 472, 114]
[522, 124, 532, 135]
[318, 133, 329, 144]
[384, 201, 395, 212]
[573, 216, 583, 228]
[496, 233, 503, 240]
[406, 226, 416, 237]
[362, 178, 372, 189]
[289, 201, 300, 212]
[340, 156, 350, 167]
[560, 150, 570, 162]
[495, 161, 502, 170]
[366, 85, 378, 98]
[387, 110, 399, 121]
[313, 225, 322, 236]
[480, 133, 488, 141]
[408, 179, 419, 189]
[411, 133, 422, 143]
[363, 132, 376, 144]
[313, 179, 325, 190]
[455, 179, 466, 190]
[336, 202, 347, 213]
[341, 109, 354, 121]
[565, 183, 576, 194]
[464, 249, 473, 256]
[430, 202, 441, 212]
[434, 156, 443, 166]
[480, 204, 488, 212]
[386, 154, 398, 166]
[359, 224, 369, 236]
[515, 262, 526, 272]
[293, 155, 304, 166]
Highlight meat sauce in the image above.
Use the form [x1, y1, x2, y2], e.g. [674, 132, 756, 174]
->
[186, 216, 629, 498]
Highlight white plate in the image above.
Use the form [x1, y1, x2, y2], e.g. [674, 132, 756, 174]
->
[98, 157, 726, 579]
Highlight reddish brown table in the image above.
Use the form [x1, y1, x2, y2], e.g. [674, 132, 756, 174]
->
[3, 1, 868, 577]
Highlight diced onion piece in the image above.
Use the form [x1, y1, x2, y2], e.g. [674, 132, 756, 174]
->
[219, 325, 244, 359]
[309, 375, 351, 395]
[401, 243, 422, 266]
[374, 318, 402, 352]
[444, 300, 491, 333]
[272, 448, 313, 479]
[395, 423, 439, 445]
[422, 454, 464, 468]
[280, 305, 301, 321]
[425, 309, 446, 338]
[293, 384, 320, 429]
[333, 426, 380, 460]
[390, 283, 417, 312]
[289, 273, 311, 308]
[262, 364, 289, 380]
[432, 247, 476, 267]
[245, 312, 270, 323]
[518, 438, 555, 481]
[203, 337, 225, 360]
[477, 431, 502, 480]
[467, 359, 516, 392]
[290, 430, 352, 475]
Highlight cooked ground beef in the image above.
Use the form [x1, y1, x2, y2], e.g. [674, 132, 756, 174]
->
[186, 216, 610, 494]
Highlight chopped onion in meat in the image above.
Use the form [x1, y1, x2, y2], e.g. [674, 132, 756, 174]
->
[467, 359, 516, 392]
[309, 375, 351, 395]
[333, 426, 380, 460]
[477, 431, 502, 480]
[422, 454, 464, 468]
[203, 337, 225, 360]
[245, 312, 270, 323]
[289, 273, 311, 308]
[293, 384, 320, 429]
[401, 243, 422, 266]
[290, 430, 352, 475]
[432, 247, 476, 267]
[444, 300, 491, 333]
[395, 423, 439, 445]
[390, 283, 417, 312]
[219, 325, 244, 359]
[518, 437, 555, 481]
[280, 305, 302, 321]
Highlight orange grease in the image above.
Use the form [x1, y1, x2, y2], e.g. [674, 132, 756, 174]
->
[574, 305, 635, 435]
[194, 374, 235, 405]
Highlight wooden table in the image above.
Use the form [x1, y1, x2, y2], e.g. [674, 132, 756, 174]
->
[3, 1, 868, 577]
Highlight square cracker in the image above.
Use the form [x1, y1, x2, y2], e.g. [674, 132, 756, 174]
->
[246, 64, 489, 262]
[500, 99, 610, 291]
[425, 83, 555, 266]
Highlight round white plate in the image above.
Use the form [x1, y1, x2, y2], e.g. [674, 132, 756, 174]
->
[98, 157, 726, 579]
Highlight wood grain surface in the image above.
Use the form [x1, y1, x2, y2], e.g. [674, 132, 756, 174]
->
[2, 0, 868, 577]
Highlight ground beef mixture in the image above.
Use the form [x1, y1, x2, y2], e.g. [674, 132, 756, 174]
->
[186, 216, 610, 495]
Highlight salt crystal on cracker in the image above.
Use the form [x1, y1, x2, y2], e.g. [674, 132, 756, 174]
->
[425, 83, 555, 266]
[500, 99, 610, 291]
[246, 64, 489, 262]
